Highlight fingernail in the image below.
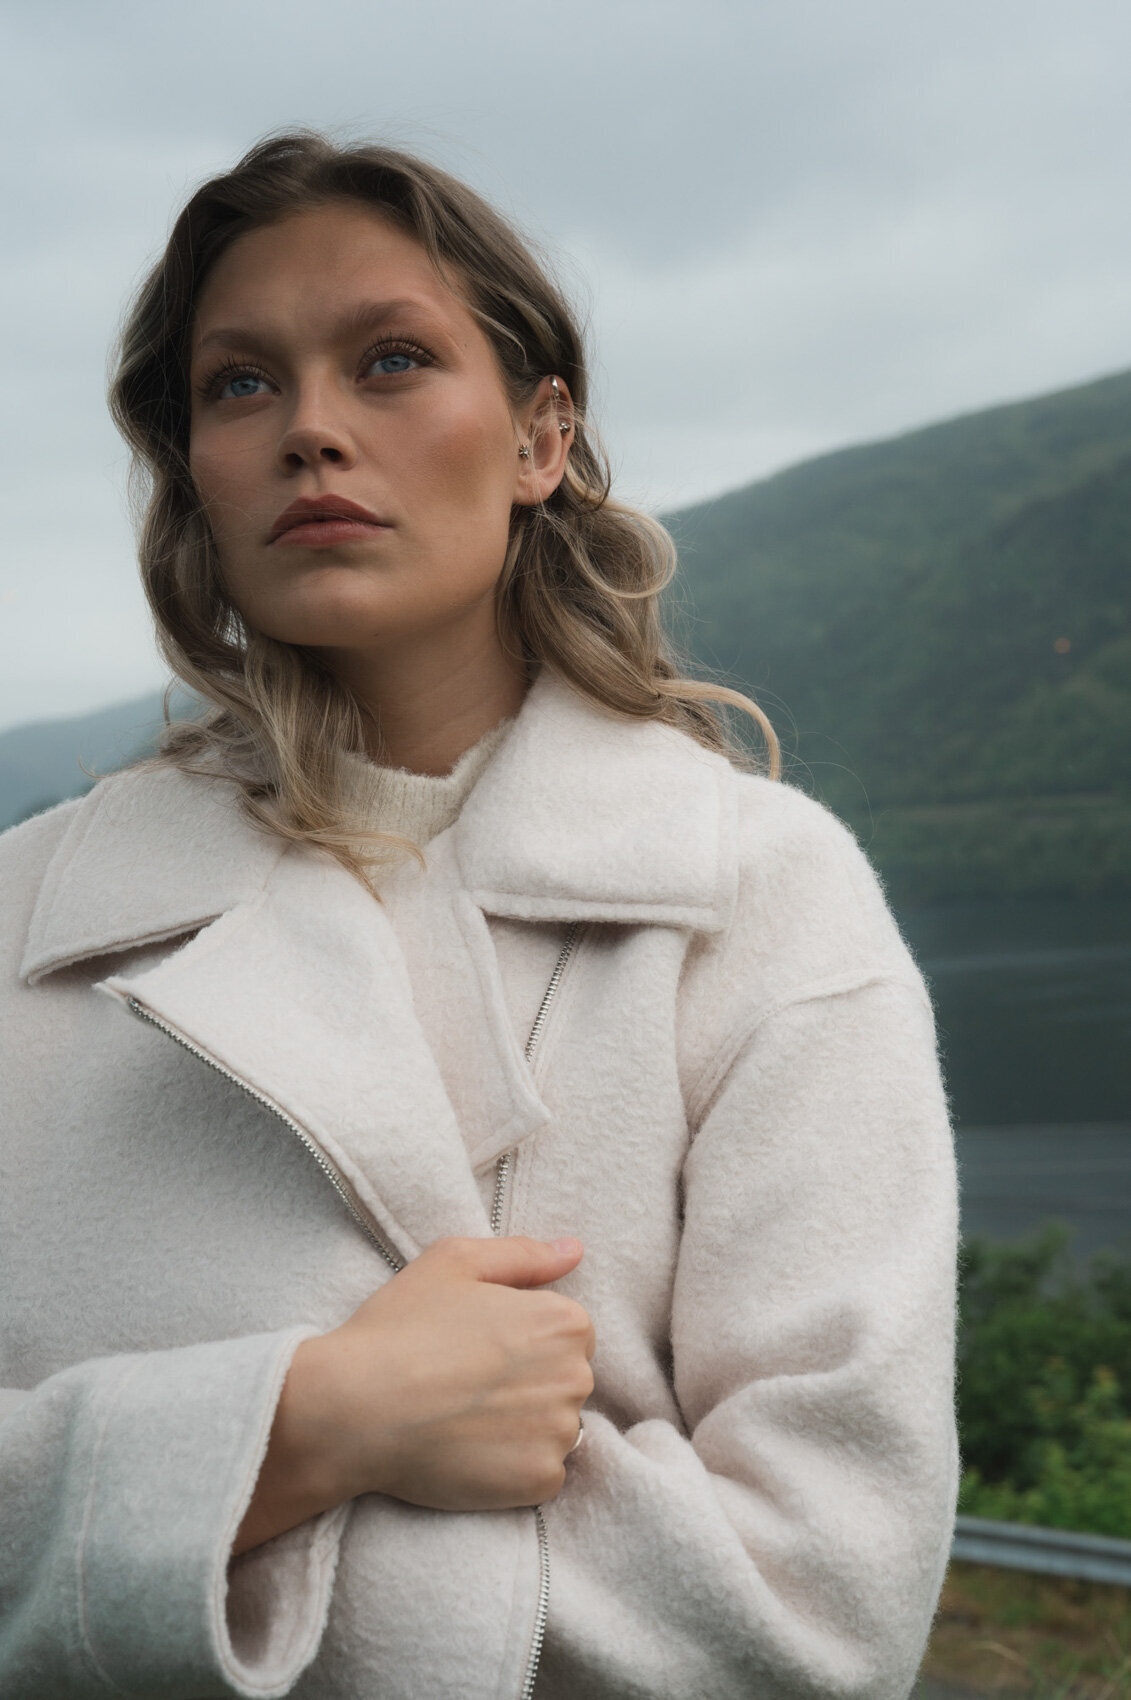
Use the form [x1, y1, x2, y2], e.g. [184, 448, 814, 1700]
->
[552, 1237, 582, 1255]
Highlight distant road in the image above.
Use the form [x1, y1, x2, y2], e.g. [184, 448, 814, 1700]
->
[956, 1122, 1131, 1259]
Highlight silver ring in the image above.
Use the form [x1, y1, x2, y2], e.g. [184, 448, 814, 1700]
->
[567, 1415, 585, 1453]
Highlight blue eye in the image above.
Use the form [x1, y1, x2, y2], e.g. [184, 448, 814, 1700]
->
[219, 373, 268, 400]
[367, 351, 418, 377]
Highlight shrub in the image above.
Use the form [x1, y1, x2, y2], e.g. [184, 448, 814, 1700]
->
[957, 1224, 1131, 1538]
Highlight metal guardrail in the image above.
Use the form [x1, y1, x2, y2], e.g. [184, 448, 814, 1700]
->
[952, 1514, 1131, 1586]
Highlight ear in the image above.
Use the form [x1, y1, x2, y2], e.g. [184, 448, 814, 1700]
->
[512, 375, 575, 507]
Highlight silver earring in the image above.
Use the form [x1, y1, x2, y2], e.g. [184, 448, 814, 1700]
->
[549, 377, 570, 434]
[518, 443, 531, 459]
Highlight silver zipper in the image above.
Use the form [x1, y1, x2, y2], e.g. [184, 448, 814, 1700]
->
[125, 997, 405, 1272]
[498, 920, 582, 1698]
[127, 914, 582, 1700]
[522, 1505, 552, 1700]
[491, 921, 582, 1235]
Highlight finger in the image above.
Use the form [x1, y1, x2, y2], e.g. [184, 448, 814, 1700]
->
[430, 1234, 584, 1289]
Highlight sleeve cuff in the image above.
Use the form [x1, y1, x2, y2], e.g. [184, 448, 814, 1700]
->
[78, 1326, 342, 1698]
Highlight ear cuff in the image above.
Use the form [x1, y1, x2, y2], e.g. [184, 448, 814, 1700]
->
[518, 376, 573, 456]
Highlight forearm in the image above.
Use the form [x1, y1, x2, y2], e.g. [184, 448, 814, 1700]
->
[0, 1328, 337, 1698]
[531, 980, 957, 1700]
[536, 1396, 956, 1700]
[233, 1334, 354, 1556]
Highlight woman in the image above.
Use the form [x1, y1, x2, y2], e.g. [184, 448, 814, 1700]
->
[0, 132, 958, 1699]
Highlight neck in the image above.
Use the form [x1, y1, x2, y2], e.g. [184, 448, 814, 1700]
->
[322, 609, 529, 775]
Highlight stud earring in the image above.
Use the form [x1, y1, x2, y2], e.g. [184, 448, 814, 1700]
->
[518, 444, 531, 459]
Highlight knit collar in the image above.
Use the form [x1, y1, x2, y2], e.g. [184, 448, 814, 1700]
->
[21, 669, 739, 983]
[337, 716, 512, 849]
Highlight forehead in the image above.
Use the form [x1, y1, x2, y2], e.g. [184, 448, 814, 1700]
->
[191, 200, 477, 349]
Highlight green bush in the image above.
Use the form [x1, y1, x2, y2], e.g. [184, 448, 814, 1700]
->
[957, 1224, 1131, 1538]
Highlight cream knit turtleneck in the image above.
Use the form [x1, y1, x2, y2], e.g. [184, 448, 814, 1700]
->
[338, 718, 512, 848]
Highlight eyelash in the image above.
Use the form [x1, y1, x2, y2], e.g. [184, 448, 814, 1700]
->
[194, 337, 434, 401]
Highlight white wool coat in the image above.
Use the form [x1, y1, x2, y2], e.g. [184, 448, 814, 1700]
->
[0, 670, 959, 1699]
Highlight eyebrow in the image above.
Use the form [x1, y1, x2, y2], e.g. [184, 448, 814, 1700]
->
[192, 297, 448, 360]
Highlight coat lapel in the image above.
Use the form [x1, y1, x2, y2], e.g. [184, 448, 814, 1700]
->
[379, 839, 552, 1174]
[99, 842, 493, 1261]
[19, 670, 742, 1258]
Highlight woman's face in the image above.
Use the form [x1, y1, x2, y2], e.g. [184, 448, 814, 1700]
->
[187, 200, 558, 659]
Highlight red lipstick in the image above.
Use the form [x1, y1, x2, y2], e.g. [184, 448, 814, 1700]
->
[268, 494, 391, 547]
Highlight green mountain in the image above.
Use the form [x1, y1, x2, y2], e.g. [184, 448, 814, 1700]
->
[0, 690, 192, 832]
[666, 368, 1131, 901]
[5, 369, 1130, 901]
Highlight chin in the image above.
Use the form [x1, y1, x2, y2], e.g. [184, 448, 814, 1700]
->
[236, 568, 404, 647]
[230, 553, 500, 653]
[259, 611, 395, 649]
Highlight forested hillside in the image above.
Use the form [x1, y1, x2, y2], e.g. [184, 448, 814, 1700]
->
[0, 690, 190, 831]
[5, 369, 1130, 902]
[667, 368, 1131, 900]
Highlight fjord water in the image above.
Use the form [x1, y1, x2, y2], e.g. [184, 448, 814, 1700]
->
[899, 897, 1131, 1259]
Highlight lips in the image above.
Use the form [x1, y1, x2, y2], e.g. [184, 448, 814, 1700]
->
[268, 494, 389, 542]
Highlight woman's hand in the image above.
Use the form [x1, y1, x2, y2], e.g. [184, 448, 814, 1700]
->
[233, 1235, 595, 1556]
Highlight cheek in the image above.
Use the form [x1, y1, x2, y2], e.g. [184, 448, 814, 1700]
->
[185, 454, 267, 637]
[188, 434, 266, 564]
[189, 411, 275, 501]
[407, 392, 516, 505]
[188, 438, 235, 522]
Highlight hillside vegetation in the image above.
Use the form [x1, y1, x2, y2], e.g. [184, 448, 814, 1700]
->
[6, 370, 1130, 901]
[0, 690, 187, 832]
[667, 368, 1131, 901]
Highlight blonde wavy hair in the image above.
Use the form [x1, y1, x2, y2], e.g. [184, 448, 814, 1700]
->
[109, 130, 778, 884]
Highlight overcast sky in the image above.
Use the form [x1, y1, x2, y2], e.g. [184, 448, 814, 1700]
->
[2, 0, 1129, 731]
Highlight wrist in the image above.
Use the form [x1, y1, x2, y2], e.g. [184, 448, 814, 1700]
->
[275, 1331, 361, 1504]
[232, 1332, 354, 1557]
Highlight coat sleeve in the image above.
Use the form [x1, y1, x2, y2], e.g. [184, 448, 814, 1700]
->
[0, 1326, 347, 1698]
[536, 973, 959, 1700]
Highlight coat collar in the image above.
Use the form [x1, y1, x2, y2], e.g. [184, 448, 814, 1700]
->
[454, 671, 738, 932]
[18, 673, 739, 1261]
[20, 763, 286, 985]
[99, 845, 500, 1260]
[21, 668, 738, 985]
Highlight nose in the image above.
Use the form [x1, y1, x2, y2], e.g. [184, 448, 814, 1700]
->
[276, 380, 358, 473]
